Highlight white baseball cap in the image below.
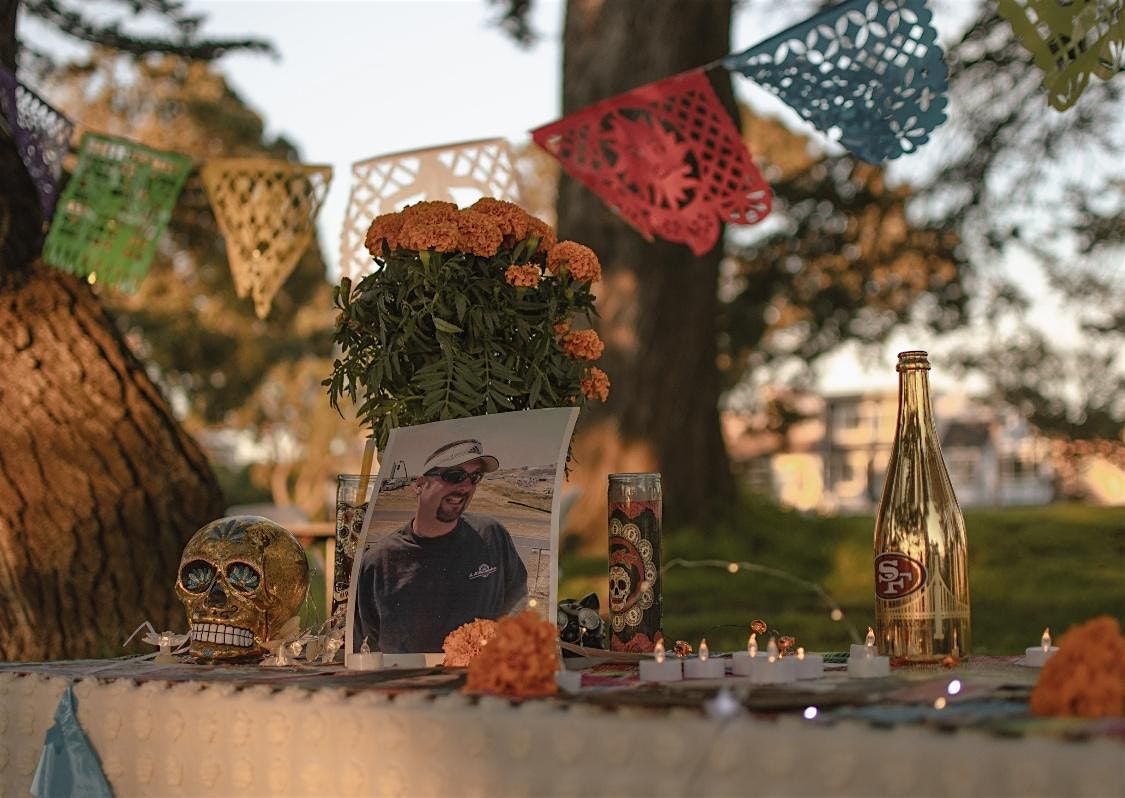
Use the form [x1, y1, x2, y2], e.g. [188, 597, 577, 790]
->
[423, 438, 500, 472]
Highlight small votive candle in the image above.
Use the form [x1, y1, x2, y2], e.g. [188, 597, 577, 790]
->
[347, 651, 384, 671]
[750, 638, 797, 684]
[1023, 628, 1059, 667]
[683, 639, 725, 679]
[639, 640, 684, 682]
[730, 633, 763, 676]
[847, 628, 889, 678]
[793, 647, 825, 680]
[382, 653, 429, 668]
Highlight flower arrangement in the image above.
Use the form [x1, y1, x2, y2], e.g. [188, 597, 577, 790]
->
[464, 610, 560, 698]
[1030, 616, 1125, 718]
[442, 617, 499, 668]
[325, 199, 609, 448]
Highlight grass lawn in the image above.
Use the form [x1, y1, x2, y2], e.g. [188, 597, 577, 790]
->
[560, 500, 1125, 655]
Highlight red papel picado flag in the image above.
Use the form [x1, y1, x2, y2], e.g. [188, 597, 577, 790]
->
[533, 69, 771, 256]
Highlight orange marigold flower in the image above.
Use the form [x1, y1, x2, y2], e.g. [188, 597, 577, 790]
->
[364, 211, 405, 255]
[547, 241, 601, 283]
[1030, 616, 1125, 718]
[397, 213, 461, 253]
[456, 210, 503, 257]
[553, 320, 570, 337]
[399, 200, 459, 224]
[525, 215, 558, 252]
[504, 264, 541, 288]
[442, 618, 499, 668]
[560, 329, 604, 360]
[464, 611, 559, 698]
[580, 366, 610, 402]
[470, 197, 531, 240]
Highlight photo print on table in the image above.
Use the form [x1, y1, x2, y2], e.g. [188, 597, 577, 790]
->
[346, 407, 578, 656]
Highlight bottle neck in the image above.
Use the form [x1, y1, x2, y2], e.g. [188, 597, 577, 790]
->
[896, 367, 937, 436]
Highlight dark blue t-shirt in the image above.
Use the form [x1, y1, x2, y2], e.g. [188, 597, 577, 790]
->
[353, 513, 528, 653]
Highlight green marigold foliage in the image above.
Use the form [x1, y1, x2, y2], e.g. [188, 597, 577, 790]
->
[325, 238, 598, 449]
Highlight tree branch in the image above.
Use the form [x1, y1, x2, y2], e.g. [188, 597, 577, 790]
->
[23, 0, 273, 60]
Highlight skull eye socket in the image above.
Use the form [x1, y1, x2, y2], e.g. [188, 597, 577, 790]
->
[181, 560, 217, 593]
[226, 562, 261, 592]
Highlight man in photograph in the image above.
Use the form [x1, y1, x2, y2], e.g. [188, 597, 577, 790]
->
[354, 438, 528, 653]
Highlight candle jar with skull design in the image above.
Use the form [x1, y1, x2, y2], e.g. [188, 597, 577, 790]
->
[607, 473, 662, 653]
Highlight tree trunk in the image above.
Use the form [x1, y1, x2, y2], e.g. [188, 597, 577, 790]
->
[0, 265, 225, 660]
[1, 5, 224, 659]
[560, 0, 736, 539]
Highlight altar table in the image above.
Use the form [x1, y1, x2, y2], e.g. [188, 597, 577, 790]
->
[0, 659, 1121, 797]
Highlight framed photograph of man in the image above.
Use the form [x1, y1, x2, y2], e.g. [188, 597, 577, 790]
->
[346, 407, 579, 656]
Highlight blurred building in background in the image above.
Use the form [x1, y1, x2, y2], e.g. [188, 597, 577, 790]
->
[724, 390, 1125, 514]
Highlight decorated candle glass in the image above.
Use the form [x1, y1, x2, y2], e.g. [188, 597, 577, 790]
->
[332, 473, 377, 626]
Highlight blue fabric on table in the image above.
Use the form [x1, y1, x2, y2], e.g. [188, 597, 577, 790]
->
[30, 685, 113, 798]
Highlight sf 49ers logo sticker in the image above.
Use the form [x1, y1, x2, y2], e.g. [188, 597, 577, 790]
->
[875, 552, 927, 599]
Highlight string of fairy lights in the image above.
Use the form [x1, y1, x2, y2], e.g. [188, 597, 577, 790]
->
[659, 557, 862, 644]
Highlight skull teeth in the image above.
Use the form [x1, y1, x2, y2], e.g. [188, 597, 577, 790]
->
[190, 622, 254, 647]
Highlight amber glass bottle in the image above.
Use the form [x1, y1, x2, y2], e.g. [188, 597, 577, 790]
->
[874, 351, 970, 661]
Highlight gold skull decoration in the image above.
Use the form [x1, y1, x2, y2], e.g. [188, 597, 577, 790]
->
[176, 516, 309, 662]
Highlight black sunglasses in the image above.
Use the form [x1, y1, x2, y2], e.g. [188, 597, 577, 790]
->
[425, 467, 484, 485]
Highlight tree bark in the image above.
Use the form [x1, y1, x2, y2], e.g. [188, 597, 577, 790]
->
[560, 0, 736, 537]
[1, 4, 224, 659]
[0, 265, 225, 660]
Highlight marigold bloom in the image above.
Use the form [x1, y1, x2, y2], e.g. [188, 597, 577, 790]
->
[1030, 616, 1125, 718]
[504, 264, 541, 288]
[525, 216, 558, 252]
[364, 211, 405, 255]
[464, 611, 559, 698]
[442, 618, 499, 668]
[553, 320, 570, 337]
[561, 328, 605, 361]
[397, 216, 461, 252]
[580, 366, 610, 402]
[456, 210, 503, 257]
[547, 241, 602, 283]
[399, 200, 459, 224]
[470, 197, 531, 240]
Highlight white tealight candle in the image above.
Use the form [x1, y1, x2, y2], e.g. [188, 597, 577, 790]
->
[847, 629, 890, 678]
[1023, 627, 1059, 667]
[794, 647, 825, 680]
[683, 639, 726, 679]
[730, 633, 765, 676]
[347, 639, 384, 671]
[850, 626, 879, 659]
[750, 638, 797, 684]
[382, 653, 430, 668]
[639, 639, 683, 682]
[347, 651, 384, 671]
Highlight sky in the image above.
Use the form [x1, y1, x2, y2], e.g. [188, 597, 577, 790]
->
[22, 0, 1034, 396]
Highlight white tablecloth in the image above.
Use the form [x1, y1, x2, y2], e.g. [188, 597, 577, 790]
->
[1, 669, 1122, 797]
